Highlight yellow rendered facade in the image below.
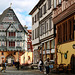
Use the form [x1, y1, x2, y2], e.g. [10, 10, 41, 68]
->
[20, 52, 33, 65]
[57, 41, 75, 65]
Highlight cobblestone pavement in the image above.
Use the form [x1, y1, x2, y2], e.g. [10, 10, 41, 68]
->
[0, 67, 75, 75]
[0, 70, 75, 75]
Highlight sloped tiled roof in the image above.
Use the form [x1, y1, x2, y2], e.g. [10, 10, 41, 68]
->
[0, 7, 10, 22]
[0, 7, 27, 33]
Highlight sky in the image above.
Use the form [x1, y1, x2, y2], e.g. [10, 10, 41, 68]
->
[0, 0, 39, 29]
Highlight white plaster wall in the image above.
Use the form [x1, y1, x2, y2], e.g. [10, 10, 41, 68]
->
[32, 9, 39, 45]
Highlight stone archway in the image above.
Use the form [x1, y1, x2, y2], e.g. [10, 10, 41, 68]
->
[70, 54, 75, 73]
[6, 55, 15, 65]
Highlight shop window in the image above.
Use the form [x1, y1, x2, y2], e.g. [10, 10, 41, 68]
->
[46, 41, 50, 49]
[51, 40, 55, 49]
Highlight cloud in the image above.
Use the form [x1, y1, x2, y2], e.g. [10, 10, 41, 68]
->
[0, 0, 39, 29]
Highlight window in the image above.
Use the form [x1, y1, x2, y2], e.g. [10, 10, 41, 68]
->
[44, 4, 46, 14]
[40, 8, 42, 17]
[48, 0, 51, 9]
[40, 25, 42, 36]
[9, 41, 15, 47]
[46, 23, 48, 32]
[41, 24, 45, 35]
[37, 27, 39, 37]
[14, 52, 16, 55]
[28, 44, 30, 48]
[39, 8, 42, 18]
[36, 13, 39, 21]
[32, 30, 34, 40]
[45, 21, 46, 33]
[17, 32, 21, 37]
[44, 43, 45, 49]
[0, 32, 6, 36]
[9, 17, 13, 20]
[57, 16, 74, 44]
[9, 32, 15, 37]
[49, 18, 52, 30]
[32, 17, 34, 25]
[46, 41, 50, 49]
[58, 0, 61, 4]
[51, 40, 55, 49]
[17, 42, 20, 46]
[53, 0, 57, 8]
[35, 15, 36, 23]
[1, 42, 5, 46]
[2, 52, 4, 55]
[35, 29, 37, 39]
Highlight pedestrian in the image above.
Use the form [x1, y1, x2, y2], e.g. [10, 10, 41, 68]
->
[5, 62, 7, 70]
[38, 59, 43, 72]
[1, 61, 6, 72]
[44, 59, 47, 74]
[17, 61, 20, 70]
[45, 58, 50, 75]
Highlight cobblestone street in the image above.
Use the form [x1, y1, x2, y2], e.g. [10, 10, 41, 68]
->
[0, 67, 75, 75]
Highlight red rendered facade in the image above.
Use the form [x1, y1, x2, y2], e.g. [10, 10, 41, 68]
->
[27, 30, 33, 52]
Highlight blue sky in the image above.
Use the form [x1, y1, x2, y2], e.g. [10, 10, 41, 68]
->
[0, 0, 39, 29]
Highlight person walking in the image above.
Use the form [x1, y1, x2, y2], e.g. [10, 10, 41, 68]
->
[45, 58, 50, 75]
[1, 61, 6, 72]
[5, 62, 6, 70]
[39, 59, 43, 72]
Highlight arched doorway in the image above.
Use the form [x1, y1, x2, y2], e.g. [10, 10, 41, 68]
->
[6, 55, 15, 65]
[70, 54, 75, 73]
